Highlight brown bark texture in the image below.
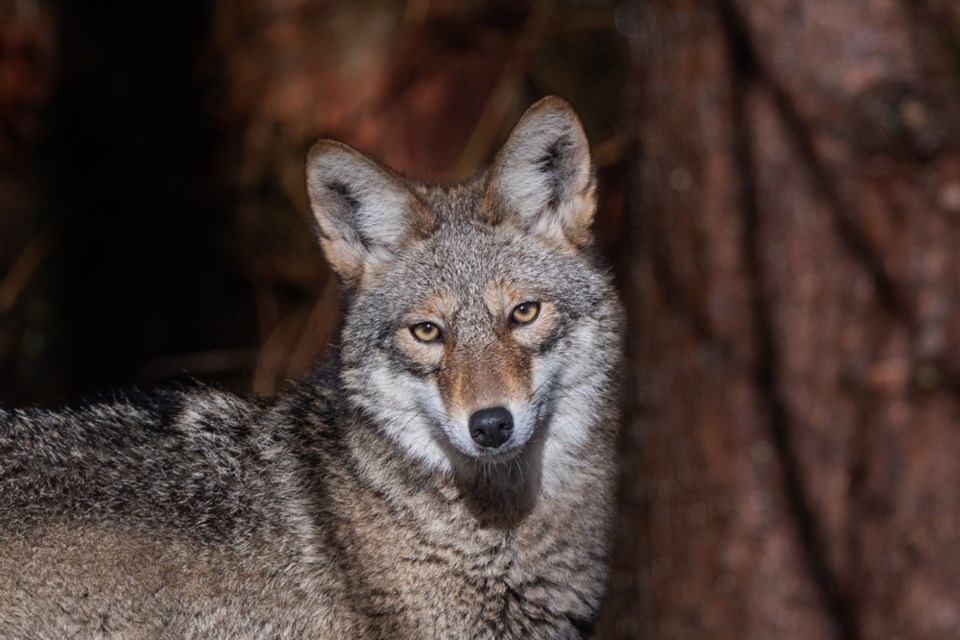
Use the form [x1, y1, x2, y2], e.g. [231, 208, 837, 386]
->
[601, 1, 960, 639]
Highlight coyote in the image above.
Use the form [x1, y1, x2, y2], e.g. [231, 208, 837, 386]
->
[0, 96, 623, 639]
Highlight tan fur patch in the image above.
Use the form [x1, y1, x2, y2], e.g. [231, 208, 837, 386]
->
[482, 281, 556, 351]
[422, 290, 459, 321]
[440, 283, 554, 417]
[482, 280, 529, 320]
[437, 340, 530, 419]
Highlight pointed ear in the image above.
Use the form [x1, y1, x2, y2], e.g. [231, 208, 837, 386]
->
[485, 96, 596, 248]
[306, 140, 432, 284]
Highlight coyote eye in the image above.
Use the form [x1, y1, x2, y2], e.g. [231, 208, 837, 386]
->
[510, 301, 540, 326]
[410, 322, 442, 343]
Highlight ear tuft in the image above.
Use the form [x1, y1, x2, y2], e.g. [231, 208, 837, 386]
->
[485, 96, 596, 248]
[306, 140, 429, 284]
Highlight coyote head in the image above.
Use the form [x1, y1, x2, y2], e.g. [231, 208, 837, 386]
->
[306, 97, 621, 476]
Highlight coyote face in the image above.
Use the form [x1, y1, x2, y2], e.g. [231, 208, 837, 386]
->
[307, 97, 621, 473]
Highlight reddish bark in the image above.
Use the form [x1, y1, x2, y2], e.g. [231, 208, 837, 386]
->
[602, 1, 960, 638]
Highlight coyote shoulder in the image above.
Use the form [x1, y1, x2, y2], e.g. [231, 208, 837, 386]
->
[0, 96, 623, 639]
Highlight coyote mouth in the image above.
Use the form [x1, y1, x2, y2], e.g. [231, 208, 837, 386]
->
[472, 439, 525, 460]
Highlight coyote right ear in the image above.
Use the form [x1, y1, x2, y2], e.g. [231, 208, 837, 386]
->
[306, 141, 431, 284]
[485, 97, 596, 248]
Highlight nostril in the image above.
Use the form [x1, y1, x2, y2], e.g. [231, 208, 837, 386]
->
[468, 406, 514, 449]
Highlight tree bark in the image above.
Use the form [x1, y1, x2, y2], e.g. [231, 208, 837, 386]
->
[601, 1, 960, 638]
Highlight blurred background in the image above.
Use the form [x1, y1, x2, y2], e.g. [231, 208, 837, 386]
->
[5, 1, 960, 638]
[0, 0, 625, 405]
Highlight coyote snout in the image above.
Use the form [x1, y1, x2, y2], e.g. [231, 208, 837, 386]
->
[468, 406, 513, 449]
[430, 315, 541, 458]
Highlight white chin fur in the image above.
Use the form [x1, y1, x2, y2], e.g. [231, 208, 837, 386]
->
[536, 321, 608, 493]
[346, 360, 452, 473]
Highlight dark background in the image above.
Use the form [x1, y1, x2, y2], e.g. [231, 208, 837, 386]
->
[0, 0, 625, 405]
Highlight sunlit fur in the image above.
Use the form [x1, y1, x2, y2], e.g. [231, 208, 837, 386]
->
[1, 97, 622, 639]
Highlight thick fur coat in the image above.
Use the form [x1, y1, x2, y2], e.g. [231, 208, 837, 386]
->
[0, 97, 623, 639]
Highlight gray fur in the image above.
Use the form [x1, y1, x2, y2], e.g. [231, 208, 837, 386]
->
[0, 96, 622, 639]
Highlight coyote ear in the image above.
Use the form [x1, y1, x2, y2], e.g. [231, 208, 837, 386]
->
[485, 96, 596, 248]
[306, 140, 431, 284]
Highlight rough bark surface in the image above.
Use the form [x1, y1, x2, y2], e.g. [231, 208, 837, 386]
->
[601, 1, 960, 638]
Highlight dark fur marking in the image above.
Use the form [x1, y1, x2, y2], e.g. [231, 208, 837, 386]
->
[327, 180, 377, 250]
[537, 140, 563, 175]
[535, 324, 566, 356]
[327, 181, 376, 251]
[385, 345, 438, 380]
[529, 306, 573, 356]
[537, 136, 572, 211]
[328, 180, 360, 213]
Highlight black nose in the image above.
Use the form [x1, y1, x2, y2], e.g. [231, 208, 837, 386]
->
[468, 407, 514, 449]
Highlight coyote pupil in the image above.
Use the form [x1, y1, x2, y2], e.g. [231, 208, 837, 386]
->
[0, 97, 623, 639]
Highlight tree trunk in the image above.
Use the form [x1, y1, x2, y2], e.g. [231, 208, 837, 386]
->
[601, 1, 960, 638]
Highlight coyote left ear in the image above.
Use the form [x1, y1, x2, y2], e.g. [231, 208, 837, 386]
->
[485, 96, 596, 248]
[306, 140, 432, 285]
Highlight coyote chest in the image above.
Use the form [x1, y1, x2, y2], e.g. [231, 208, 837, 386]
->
[333, 444, 612, 638]
[0, 96, 622, 639]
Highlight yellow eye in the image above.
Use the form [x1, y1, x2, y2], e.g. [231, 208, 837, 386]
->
[410, 322, 442, 343]
[510, 301, 540, 325]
